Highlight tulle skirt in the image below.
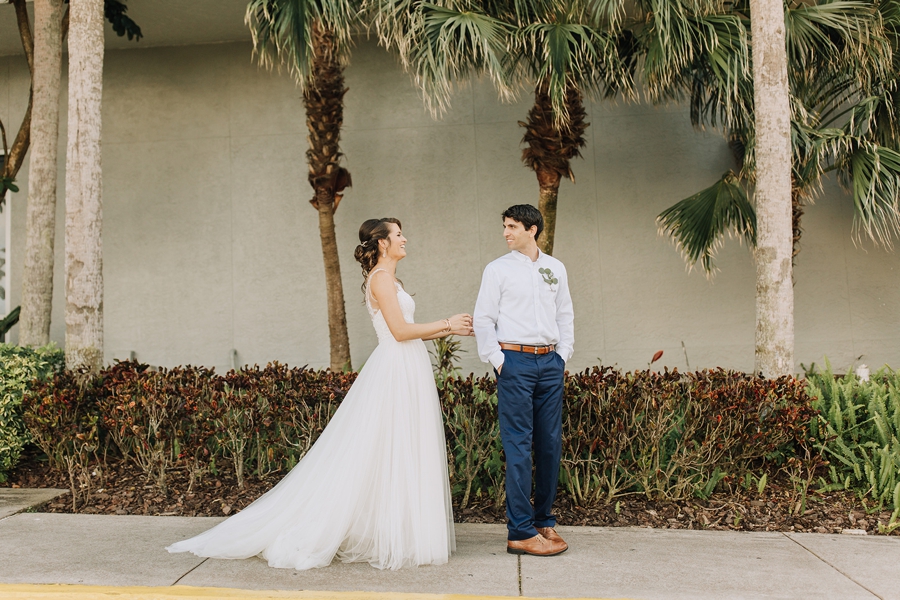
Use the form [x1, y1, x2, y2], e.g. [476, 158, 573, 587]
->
[166, 337, 455, 570]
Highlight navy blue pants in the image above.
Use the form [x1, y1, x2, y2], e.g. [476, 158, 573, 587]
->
[495, 348, 565, 541]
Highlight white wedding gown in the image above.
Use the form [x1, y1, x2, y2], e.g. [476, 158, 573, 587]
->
[166, 271, 455, 570]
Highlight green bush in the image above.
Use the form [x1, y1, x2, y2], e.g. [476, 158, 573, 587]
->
[806, 362, 900, 531]
[20, 361, 816, 507]
[0, 343, 64, 482]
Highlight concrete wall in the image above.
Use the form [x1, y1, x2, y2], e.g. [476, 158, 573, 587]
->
[1, 39, 897, 375]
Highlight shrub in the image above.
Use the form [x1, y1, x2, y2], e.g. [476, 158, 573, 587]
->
[18, 360, 816, 508]
[438, 375, 504, 509]
[22, 368, 101, 510]
[0, 343, 64, 482]
[97, 362, 219, 493]
[806, 362, 900, 531]
[560, 367, 816, 504]
[437, 367, 815, 507]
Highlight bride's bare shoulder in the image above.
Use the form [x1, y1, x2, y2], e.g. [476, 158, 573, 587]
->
[368, 270, 398, 295]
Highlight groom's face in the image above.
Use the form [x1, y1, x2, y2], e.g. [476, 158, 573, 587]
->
[503, 218, 536, 252]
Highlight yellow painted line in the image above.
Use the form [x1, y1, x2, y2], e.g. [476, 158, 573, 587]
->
[0, 584, 637, 600]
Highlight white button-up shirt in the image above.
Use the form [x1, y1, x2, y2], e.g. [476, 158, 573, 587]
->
[473, 250, 575, 370]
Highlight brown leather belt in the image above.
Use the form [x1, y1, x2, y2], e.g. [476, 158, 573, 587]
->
[500, 343, 556, 355]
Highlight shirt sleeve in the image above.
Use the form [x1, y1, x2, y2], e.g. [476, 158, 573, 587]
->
[473, 263, 505, 369]
[554, 263, 575, 363]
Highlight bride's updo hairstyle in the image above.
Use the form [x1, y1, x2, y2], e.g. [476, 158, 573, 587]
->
[354, 218, 402, 290]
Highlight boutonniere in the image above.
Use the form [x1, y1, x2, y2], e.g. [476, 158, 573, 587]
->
[539, 267, 558, 290]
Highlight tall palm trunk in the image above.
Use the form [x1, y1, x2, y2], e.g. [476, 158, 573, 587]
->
[520, 80, 587, 256]
[306, 23, 352, 371]
[20, 0, 64, 347]
[750, 0, 794, 377]
[64, 0, 104, 371]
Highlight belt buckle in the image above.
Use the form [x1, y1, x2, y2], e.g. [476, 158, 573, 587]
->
[533, 346, 539, 355]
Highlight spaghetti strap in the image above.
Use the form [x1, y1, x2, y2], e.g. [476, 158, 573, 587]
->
[365, 268, 390, 313]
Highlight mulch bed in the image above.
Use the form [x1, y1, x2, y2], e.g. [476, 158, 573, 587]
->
[5, 448, 897, 536]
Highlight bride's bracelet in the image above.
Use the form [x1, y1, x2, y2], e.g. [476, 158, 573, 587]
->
[441, 319, 452, 333]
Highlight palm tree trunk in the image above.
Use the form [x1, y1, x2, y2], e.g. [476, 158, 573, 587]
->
[20, 0, 64, 347]
[315, 190, 350, 370]
[306, 23, 351, 371]
[750, 0, 794, 377]
[536, 170, 561, 255]
[520, 81, 587, 256]
[64, 0, 104, 371]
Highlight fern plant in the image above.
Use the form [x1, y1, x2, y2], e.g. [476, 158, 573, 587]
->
[806, 360, 900, 530]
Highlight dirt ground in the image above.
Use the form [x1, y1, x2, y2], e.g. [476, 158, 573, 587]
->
[5, 449, 897, 536]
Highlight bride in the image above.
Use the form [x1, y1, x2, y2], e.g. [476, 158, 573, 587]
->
[167, 217, 473, 570]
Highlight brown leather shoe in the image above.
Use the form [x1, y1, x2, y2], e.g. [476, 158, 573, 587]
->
[507, 533, 568, 556]
[537, 526, 566, 546]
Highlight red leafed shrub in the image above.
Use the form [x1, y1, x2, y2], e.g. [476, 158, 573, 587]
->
[21, 361, 816, 505]
[22, 368, 102, 509]
[560, 367, 816, 504]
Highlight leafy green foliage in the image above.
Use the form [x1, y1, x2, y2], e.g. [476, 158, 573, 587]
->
[806, 361, 900, 529]
[0, 306, 21, 338]
[430, 336, 464, 380]
[657, 171, 755, 273]
[0, 343, 64, 482]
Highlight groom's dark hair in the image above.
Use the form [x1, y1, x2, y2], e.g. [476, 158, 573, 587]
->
[502, 204, 543, 240]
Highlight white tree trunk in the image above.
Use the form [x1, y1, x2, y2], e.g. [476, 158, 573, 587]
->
[750, 0, 794, 377]
[19, 0, 63, 347]
[64, 0, 104, 371]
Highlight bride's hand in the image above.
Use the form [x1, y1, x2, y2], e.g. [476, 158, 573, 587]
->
[447, 313, 473, 336]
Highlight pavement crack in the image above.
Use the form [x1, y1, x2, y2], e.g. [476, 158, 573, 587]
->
[782, 533, 883, 600]
[172, 557, 208, 586]
[517, 555, 523, 596]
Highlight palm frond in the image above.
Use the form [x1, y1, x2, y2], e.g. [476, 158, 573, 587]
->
[409, 4, 516, 116]
[657, 171, 756, 274]
[517, 20, 634, 123]
[641, 0, 700, 99]
[245, 0, 361, 87]
[839, 141, 900, 248]
[785, 0, 888, 88]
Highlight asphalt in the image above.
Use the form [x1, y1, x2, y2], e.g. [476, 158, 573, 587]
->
[1, 489, 898, 600]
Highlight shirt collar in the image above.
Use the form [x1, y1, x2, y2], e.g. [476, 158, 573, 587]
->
[511, 249, 543, 263]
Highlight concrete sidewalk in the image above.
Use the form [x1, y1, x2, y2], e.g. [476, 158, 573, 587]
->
[1, 491, 898, 600]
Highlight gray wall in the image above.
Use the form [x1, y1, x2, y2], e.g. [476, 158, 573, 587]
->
[1, 39, 897, 375]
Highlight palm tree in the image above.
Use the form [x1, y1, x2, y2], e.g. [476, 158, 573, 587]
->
[659, 0, 895, 270]
[11, 0, 140, 348]
[656, 0, 900, 375]
[65, 0, 106, 371]
[246, 0, 360, 371]
[515, 12, 632, 255]
[371, 0, 634, 255]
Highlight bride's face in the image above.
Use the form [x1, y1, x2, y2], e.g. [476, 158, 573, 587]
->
[381, 223, 407, 260]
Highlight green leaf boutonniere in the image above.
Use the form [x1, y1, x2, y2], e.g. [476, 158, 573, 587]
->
[539, 267, 558, 288]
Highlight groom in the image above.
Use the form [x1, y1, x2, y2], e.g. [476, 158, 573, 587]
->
[473, 204, 574, 556]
